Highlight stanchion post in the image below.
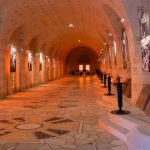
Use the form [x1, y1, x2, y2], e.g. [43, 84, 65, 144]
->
[100, 72, 104, 83]
[104, 74, 114, 96]
[102, 73, 107, 88]
[111, 77, 130, 115]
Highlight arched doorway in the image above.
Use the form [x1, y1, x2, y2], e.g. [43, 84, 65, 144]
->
[65, 47, 100, 76]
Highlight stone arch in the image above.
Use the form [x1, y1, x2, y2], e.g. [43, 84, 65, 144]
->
[28, 34, 41, 52]
[65, 47, 99, 75]
[8, 24, 26, 48]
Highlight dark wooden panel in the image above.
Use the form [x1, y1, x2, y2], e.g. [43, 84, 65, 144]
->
[136, 86, 150, 116]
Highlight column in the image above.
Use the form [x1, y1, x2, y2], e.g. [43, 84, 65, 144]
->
[18, 48, 27, 91]
[33, 53, 40, 85]
[0, 38, 7, 98]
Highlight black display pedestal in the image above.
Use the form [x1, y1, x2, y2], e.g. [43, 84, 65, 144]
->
[104, 75, 115, 96]
[102, 73, 107, 88]
[111, 78, 130, 115]
[101, 73, 104, 83]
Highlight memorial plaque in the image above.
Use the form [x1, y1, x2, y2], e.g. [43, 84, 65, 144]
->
[136, 86, 150, 116]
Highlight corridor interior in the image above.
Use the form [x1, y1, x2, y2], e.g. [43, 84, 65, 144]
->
[0, 0, 150, 150]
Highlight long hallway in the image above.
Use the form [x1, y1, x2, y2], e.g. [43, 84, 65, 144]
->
[0, 0, 150, 149]
[0, 76, 128, 150]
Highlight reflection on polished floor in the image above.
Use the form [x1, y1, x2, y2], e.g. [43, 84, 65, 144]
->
[0, 76, 129, 150]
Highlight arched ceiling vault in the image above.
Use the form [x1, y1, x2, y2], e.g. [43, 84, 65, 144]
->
[0, 0, 129, 60]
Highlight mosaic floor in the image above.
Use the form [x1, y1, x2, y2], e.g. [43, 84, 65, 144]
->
[0, 76, 129, 150]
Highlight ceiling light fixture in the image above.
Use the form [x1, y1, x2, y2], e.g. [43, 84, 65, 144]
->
[97, 58, 101, 62]
[104, 42, 107, 45]
[109, 33, 112, 36]
[78, 40, 81, 43]
[68, 23, 75, 28]
[121, 18, 125, 23]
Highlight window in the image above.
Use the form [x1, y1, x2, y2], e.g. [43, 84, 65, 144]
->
[86, 65, 90, 71]
[79, 65, 83, 71]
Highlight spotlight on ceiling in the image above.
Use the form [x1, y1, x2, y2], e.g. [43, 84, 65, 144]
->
[97, 58, 101, 62]
[104, 42, 107, 45]
[100, 51, 102, 54]
[68, 23, 75, 28]
[102, 49, 104, 51]
[109, 33, 112, 36]
[78, 40, 81, 43]
[121, 18, 125, 23]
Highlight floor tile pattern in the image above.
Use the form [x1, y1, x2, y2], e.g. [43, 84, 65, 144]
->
[0, 77, 129, 150]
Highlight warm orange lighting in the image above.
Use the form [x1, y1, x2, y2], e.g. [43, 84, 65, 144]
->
[12, 73, 15, 89]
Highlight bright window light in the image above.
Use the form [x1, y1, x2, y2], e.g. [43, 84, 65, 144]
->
[86, 65, 90, 71]
[79, 65, 83, 71]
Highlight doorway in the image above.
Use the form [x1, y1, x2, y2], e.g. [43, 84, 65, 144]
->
[78, 64, 90, 76]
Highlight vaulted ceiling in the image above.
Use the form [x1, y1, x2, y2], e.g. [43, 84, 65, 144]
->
[0, 0, 126, 60]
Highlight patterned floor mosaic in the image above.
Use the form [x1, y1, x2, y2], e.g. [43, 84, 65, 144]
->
[0, 77, 129, 150]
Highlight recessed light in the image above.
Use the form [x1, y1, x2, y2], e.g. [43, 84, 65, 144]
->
[109, 33, 112, 36]
[121, 18, 125, 23]
[97, 58, 101, 62]
[100, 51, 102, 54]
[102, 49, 104, 51]
[68, 23, 75, 28]
[78, 40, 81, 42]
[104, 42, 107, 45]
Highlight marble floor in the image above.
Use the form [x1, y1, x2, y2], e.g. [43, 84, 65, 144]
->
[0, 76, 129, 150]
